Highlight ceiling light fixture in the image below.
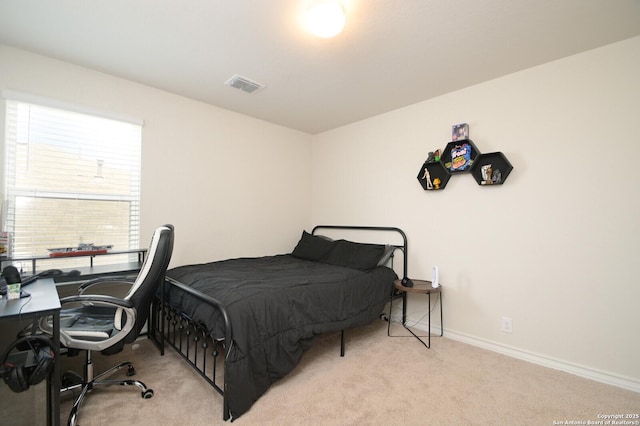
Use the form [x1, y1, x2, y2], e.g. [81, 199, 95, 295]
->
[306, 0, 346, 38]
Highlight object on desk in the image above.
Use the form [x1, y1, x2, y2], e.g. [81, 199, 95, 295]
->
[47, 243, 113, 258]
[1, 269, 82, 295]
[1, 265, 22, 299]
[7, 283, 21, 299]
[401, 276, 414, 288]
[432, 266, 439, 288]
[22, 269, 65, 286]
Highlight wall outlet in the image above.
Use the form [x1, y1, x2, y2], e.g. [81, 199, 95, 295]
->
[501, 316, 513, 334]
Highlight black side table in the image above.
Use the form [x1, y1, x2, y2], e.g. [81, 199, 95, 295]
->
[388, 279, 443, 349]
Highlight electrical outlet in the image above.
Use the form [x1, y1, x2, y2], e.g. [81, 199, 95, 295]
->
[501, 316, 513, 334]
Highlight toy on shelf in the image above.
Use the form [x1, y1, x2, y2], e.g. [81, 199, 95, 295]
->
[425, 148, 441, 163]
[421, 167, 433, 189]
[452, 123, 469, 141]
[440, 136, 479, 174]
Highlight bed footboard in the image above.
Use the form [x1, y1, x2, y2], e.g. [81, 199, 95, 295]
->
[150, 277, 232, 421]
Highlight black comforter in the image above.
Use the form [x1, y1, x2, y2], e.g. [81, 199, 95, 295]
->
[165, 254, 396, 419]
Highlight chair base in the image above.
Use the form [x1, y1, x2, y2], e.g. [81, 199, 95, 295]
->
[63, 356, 153, 426]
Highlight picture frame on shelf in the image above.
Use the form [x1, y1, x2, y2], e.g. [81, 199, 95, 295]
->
[452, 123, 469, 141]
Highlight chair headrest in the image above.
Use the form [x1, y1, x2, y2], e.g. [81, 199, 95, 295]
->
[125, 225, 174, 300]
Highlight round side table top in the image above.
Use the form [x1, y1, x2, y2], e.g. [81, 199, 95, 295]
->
[393, 279, 442, 294]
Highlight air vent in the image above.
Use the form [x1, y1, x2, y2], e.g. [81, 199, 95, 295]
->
[224, 74, 266, 94]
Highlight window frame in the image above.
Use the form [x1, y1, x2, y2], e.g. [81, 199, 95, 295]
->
[1, 92, 143, 271]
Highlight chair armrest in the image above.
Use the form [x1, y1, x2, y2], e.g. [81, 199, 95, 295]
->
[78, 277, 135, 295]
[60, 294, 134, 309]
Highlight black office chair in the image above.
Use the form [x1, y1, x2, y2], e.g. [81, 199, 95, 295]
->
[39, 224, 174, 426]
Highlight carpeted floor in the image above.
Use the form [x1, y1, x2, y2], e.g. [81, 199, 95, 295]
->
[6, 320, 638, 425]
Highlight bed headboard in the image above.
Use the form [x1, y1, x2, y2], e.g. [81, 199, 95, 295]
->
[311, 225, 408, 280]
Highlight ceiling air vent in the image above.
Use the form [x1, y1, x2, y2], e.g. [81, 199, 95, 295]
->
[224, 74, 266, 94]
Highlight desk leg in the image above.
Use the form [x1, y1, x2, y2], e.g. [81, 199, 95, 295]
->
[49, 311, 60, 426]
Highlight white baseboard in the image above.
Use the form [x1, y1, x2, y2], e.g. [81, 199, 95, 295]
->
[408, 321, 640, 394]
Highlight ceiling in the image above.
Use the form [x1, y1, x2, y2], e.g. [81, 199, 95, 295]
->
[1, 1, 639, 135]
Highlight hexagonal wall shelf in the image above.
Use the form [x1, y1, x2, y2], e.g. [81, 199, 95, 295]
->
[417, 161, 451, 190]
[441, 139, 480, 174]
[471, 151, 514, 185]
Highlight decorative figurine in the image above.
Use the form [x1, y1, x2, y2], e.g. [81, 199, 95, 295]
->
[492, 169, 502, 184]
[433, 177, 441, 189]
[481, 164, 493, 184]
[422, 167, 433, 189]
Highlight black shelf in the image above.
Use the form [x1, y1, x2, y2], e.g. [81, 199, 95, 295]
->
[0, 249, 146, 275]
[417, 161, 451, 190]
[471, 152, 513, 185]
[441, 139, 480, 174]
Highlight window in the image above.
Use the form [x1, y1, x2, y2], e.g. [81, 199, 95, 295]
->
[2, 97, 142, 271]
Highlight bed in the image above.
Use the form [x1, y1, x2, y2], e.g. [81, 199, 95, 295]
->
[150, 225, 408, 421]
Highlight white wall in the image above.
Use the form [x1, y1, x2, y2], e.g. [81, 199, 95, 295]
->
[311, 36, 640, 389]
[0, 44, 312, 267]
[2, 36, 639, 392]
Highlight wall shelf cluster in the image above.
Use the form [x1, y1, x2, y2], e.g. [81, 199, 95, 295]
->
[417, 124, 513, 191]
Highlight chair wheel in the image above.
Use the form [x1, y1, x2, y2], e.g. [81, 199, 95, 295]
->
[142, 389, 154, 399]
[127, 365, 136, 376]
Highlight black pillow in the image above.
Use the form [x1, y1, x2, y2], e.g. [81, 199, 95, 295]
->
[291, 231, 335, 261]
[321, 239, 386, 271]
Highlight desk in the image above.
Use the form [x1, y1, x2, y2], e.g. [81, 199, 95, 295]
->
[1, 278, 60, 426]
[388, 279, 443, 349]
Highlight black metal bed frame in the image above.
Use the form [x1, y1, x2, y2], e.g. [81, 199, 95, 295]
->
[149, 225, 408, 422]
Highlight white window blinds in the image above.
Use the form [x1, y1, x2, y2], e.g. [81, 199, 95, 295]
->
[3, 99, 142, 270]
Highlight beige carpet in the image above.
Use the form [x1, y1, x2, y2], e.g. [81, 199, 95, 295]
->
[47, 320, 639, 425]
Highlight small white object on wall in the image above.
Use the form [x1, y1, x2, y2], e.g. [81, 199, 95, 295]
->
[432, 266, 439, 288]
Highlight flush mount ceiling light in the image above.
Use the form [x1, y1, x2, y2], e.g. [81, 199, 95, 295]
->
[306, 0, 346, 38]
